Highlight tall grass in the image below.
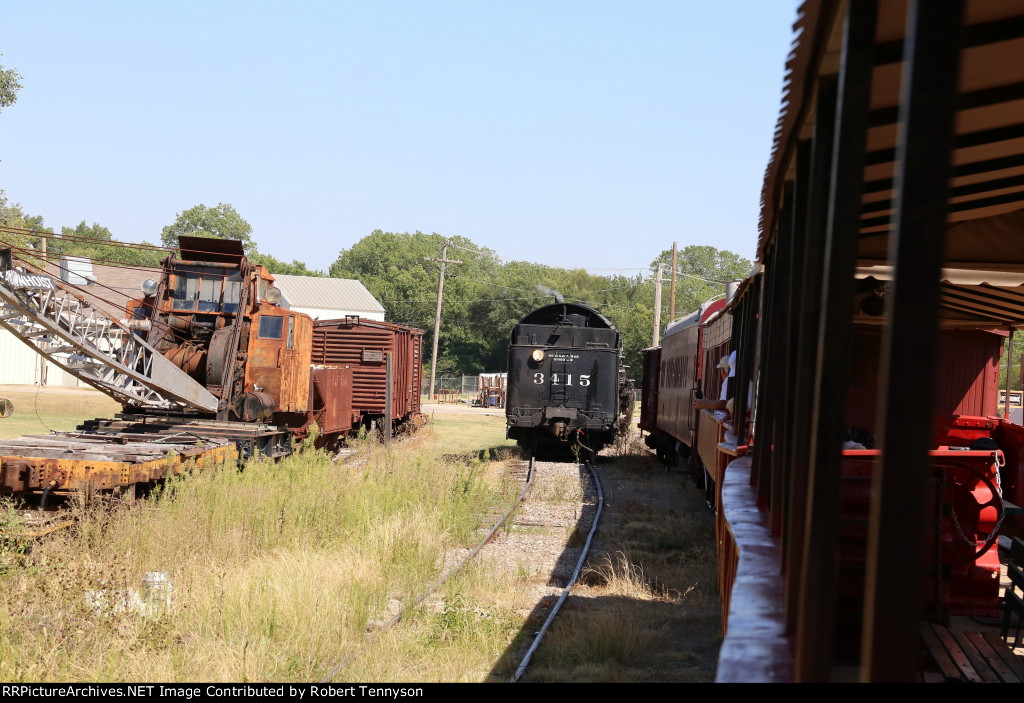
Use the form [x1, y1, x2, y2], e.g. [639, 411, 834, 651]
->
[0, 428, 516, 682]
[518, 452, 722, 683]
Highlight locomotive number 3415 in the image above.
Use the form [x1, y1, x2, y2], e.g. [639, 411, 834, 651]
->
[533, 373, 590, 386]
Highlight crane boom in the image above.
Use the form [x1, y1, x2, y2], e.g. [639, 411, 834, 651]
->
[0, 257, 219, 413]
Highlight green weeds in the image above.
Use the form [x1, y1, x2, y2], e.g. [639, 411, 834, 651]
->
[0, 428, 513, 682]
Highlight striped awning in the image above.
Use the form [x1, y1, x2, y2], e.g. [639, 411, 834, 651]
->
[854, 274, 1024, 328]
[940, 281, 1024, 326]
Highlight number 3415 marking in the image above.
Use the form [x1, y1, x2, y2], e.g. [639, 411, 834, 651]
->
[533, 373, 590, 386]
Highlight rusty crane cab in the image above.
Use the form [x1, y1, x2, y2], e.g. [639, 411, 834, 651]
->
[128, 236, 313, 423]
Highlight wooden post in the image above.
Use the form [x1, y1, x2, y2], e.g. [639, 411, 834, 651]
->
[862, 0, 963, 682]
[385, 352, 393, 444]
[1006, 332, 1014, 419]
[425, 241, 462, 402]
[797, 0, 877, 680]
[670, 242, 678, 321]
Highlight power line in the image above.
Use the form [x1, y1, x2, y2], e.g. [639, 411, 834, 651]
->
[0, 224, 170, 253]
[382, 296, 551, 303]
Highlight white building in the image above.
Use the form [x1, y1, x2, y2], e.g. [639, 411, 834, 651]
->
[272, 274, 385, 322]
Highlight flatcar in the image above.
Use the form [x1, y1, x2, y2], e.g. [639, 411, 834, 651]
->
[0, 235, 426, 501]
[505, 303, 628, 456]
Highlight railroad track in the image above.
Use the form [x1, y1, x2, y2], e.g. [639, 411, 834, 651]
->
[318, 453, 604, 683]
[509, 457, 603, 682]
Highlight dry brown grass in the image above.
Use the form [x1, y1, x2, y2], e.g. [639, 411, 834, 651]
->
[0, 394, 721, 683]
[0, 427, 518, 682]
[516, 432, 722, 683]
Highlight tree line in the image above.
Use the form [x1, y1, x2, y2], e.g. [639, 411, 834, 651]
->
[0, 193, 751, 379]
[331, 230, 751, 378]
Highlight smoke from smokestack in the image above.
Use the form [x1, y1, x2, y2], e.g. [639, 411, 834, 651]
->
[536, 285, 564, 303]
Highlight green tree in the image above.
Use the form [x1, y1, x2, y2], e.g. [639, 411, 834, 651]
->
[0, 191, 47, 231]
[57, 221, 164, 267]
[330, 230, 752, 378]
[160, 203, 255, 254]
[649, 244, 753, 324]
[999, 330, 1024, 393]
[250, 252, 324, 277]
[330, 231, 499, 373]
[0, 191, 51, 265]
[0, 55, 22, 114]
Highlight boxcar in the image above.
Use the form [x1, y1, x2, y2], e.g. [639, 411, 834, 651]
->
[311, 316, 424, 431]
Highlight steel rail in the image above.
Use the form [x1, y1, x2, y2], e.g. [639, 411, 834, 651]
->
[510, 458, 604, 683]
[318, 455, 537, 683]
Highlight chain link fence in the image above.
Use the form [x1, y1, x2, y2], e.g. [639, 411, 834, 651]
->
[425, 375, 507, 407]
[426, 375, 479, 403]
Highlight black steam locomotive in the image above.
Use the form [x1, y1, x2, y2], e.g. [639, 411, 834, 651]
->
[505, 303, 632, 456]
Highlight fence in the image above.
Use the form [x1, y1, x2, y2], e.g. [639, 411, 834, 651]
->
[426, 374, 507, 407]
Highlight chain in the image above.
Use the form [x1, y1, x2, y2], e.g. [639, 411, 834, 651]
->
[949, 454, 1005, 551]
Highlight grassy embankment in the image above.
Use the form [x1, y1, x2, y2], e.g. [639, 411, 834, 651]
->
[0, 394, 523, 682]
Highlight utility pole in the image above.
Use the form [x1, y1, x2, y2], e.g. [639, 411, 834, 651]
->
[39, 235, 48, 387]
[652, 263, 664, 347]
[425, 241, 462, 402]
[669, 242, 678, 322]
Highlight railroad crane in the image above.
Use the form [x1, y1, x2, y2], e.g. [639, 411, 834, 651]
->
[0, 237, 357, 500]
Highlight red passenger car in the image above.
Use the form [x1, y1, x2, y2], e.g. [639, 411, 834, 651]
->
[640, 297, 727, 475]
[690, 0, 1024, 682]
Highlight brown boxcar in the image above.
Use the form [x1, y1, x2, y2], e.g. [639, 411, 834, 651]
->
[311, 316, 424, 430]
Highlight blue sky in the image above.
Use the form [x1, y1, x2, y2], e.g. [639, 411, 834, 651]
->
[1, 1, 799, 274]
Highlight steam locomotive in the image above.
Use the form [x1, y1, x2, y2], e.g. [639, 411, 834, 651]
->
[505, 302, 633, 456]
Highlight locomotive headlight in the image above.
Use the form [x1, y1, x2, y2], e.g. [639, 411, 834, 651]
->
[531, 348, 545, 362]
[265, 286, 283, 304]
[140, 279, 159, 296]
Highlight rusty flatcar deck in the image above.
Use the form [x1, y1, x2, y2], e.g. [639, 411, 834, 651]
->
[0, 430, 237, 496]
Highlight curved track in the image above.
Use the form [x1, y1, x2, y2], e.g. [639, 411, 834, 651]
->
[319, 455, 538, 682]
[318, 453, 604, 683]
[510, 458, 603, 682]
